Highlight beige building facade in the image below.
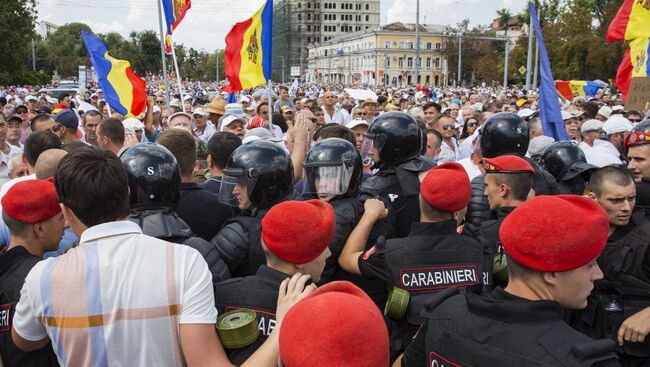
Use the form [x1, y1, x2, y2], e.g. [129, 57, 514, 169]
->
[307, 22, 449, 86]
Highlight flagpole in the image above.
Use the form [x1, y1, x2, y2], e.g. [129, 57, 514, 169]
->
[267, 79, 273, 130]
[156, 0, 171, 111]
[169, 34, 187, 112]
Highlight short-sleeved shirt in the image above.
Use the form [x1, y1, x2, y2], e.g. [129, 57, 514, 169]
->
[12, 220, 218, 367]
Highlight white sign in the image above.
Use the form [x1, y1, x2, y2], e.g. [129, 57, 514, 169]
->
[290, 66, 301, 77]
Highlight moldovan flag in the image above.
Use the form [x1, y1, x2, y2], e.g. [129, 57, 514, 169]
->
[616, 37, 650, 101]
[162, 0, 192, 53]
[82, 30, 147, 117]
[554, 81, 604, 100]
[606, 0, 650, 42]
[224, 0, 273, 92]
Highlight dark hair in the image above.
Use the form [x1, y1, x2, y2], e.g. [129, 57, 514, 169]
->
[24, 131, 63, 166]
[57, 93, 70, 103]
[582, 102, 598, 119]
[257, 103, 269, 114]
[460, 112, 480, 139]
[278, 85, 289, 92]
[2, 211, 31, 236]
[157, 129, 197, 177]
[590, 165, 634, 196]
[313, 124, 355, 145]
[15, 105, 28, 114]
[30, 113, 52, 132]
[426, 129, 443, 150]
[272, 113, 288, 133]
[82, 110, 103, 126]
[54, 146, 129, 227]
[63, 141, 90, 154]
[207, 132, 242, 170]
[423, 102, 441, 113]
[97, 118, 125, 146]
[625, 110, 641, 118]
[310, 107, 323, 115]
[490, 172, 534, 201]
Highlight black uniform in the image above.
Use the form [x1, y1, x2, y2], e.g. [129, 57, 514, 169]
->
[570, 208, 650, 366]
[0, 246, 58, 367]
[637, 179, 650, 211]
[358, 156, 435, 239]
[401, 287, 621, 367]
[129, 208, 230, 284]
[214, 265, 288, 365]
[177, 182, 235, 241]
[358, 220, 489, 357]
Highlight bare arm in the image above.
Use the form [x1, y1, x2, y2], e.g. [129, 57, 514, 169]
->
[11, 328, 50, 352]
[291, 113, 308, 183]
[144, 95, 155, 139]
[338, 199, 388, 274]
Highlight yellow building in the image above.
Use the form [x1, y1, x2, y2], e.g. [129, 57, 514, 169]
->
[307, 22, 449, 86]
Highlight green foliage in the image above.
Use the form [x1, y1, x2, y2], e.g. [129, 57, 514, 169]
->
[0, 0, 38, 84]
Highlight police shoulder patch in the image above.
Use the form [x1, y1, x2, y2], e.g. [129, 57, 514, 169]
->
[430, 351, 463, 367]
[0, 303, 12, 333]
[362, 245, 377, 260]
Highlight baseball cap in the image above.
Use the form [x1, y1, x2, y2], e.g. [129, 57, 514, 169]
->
[346, 118, 370, 130]
[153, 105, 161, 114]
[602, 116, 633, 135]
[192, 108, 209, 117]
[225, 103, 246, 118]
[517, 108, 536, 119]
[560, 110, 575, 121]
[25, 95, 38, 103]
[220, 115, 247, 131]
[123, 118, 145, 132]
[243, 127, 283, 144]
[597, 106, 612, 119]
[580, 119, 604, 133]
[53, 109, 79, 129]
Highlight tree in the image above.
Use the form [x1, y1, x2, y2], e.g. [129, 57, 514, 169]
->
[0, 0, 38, 84]
[44, 23, 92, 77]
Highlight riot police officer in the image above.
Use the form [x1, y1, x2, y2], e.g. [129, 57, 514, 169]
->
[358, 112, 435, 239]
[339, 162, 489, 359]
[0, 180, 60, 366]
[574, 166, 650, 366]
[465, 112, 560, 231]
[214, 200, 333, 364]
[121, 143, 229, 284]
[541, 141, 597, 195]
[626, 120, 650, 209]
[397, 195, 620, 367]
[212, 140, 295, 277]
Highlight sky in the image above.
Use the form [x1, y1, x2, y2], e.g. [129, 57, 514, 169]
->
[36, 0, 529, 51]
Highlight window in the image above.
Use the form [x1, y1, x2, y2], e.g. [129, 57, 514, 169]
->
[435, 58, 440, 68]
[298, 13, 302, 20]
[307, 25, 311, 31]
[384, 41, 390, 49]
[398, 57, 404, 67]
[426, 58, 431, 68]
[435, 42, 441, 50]
[298, 2, 301, 8]
[356, 26, 360, 31]
[307, 2, 311, 8]
[408, 41, 413, 49]
[307, 37, 311, 43]
[308, 13, 311, 20]
[365, 15, 369, 21]
[333, 2, 336, 9]
[398, 41, 404, 49]
[385, 56, 390, 67]
[407, 57, 413, 68]
[366, 4, 369, 10]
[426, 42, 432, 50]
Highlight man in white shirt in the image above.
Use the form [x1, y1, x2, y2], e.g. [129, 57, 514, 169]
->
[435, 115, 461, 163]
[11, 146, 315, 367]
[321, 91, 347, 125]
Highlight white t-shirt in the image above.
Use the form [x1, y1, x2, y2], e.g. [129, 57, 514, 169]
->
[458, 157, 482, 182]
[13, 220, 217, 367]
[321, 106, 347, 125]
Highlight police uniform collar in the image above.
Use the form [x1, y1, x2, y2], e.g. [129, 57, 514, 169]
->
[465, 287, 563, 324]
[256, 265, 292, 284]
[409, 220, 457, 237]
[496, 206, 517, 220]
[0, 246, 37, 274]
[180, 181, 202, 190]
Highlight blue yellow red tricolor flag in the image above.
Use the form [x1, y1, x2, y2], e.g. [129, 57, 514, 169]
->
[81, 30, 147, 117]
[554, 81, 604, 100]
[616, 37, 650, 101]
[606, 0, 650, 41]
[162, 0, 192, 53]
[224, 0, 273, 92]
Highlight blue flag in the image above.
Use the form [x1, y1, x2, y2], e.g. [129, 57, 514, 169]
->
[530, 3, 568, 141]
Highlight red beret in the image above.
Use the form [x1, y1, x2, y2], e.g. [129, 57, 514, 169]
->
[420, 162, 471, 212]
[262, 200, 335, 264]
[279, 281, 389, 367]
[2, 179, 61, 224]
[484, 155, 534, 174]
[500, 195, 609, 272]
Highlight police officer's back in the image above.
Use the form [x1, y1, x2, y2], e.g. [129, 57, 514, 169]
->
[541, 141, 597, 195]
[465, 113, 560, 230]
[358, 112, 435, 239]
[0, 180, 61, 366]
[211, 140, 295, 277]
[214, 200, 334, 364]
[398, 195, 620, 367]
[339, 163, 489, 358]
[121, 143, 229, 284]
[572, 166, 650, 366]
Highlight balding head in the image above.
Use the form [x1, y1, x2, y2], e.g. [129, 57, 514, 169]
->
[35, 149, 68, 179]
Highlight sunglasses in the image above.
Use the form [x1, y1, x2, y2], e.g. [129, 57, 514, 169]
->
[629, 118, 641, 123]
[156, 100, 165, 104]
[309, 117, 317, 123]
[357, 112, 367, 116]
[284, 111, 294, 114]
[442, 124, 455, 130]
[50, 125, 62, 133]
[467, 122, 478, 127]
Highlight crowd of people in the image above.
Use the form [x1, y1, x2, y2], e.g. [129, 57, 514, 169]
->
[0, 79, 649, 367]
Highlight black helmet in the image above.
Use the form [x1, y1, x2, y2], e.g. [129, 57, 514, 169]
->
[219, 140, 293, 209]
[363, 112, 422, 165]
[540, 141, 597, 182]
[120, 143, 181, 208]
[625, 119, 650, 153]
[480, 112, 529, 158]
[303, 137, 362, 198]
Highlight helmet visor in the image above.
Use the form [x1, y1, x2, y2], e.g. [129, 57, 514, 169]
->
[303, 164, 353, 198]
[218, 173, 258, 207]
[360, 136, 380, 167]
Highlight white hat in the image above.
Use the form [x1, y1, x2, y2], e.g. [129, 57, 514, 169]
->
[346, 118, 370, 130]
[192, 108, 209, 117]
[611, 105, 624, 112]
[582, 145, 622, 167]
[602, 116, 632, 135]
[527, 135, 555, 156]
[153, 105, 161, 114]
[225, 103, 246, 118]
[239, 96, 251, 103]
[301, 98, 309, 104]
[25, 95, 38, 102]
[183, 95, 193, 101]
[517, 108, 535, 119]
[597, 106, 612, 119]
[561, 110, 575, 121]
[220, 114, 247, 131]
[580, 119, 604, 133]
[243, 127, 283, 144]
[122, 117, 145, 132]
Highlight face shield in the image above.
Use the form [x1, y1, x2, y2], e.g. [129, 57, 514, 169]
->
[360, 133, 385, 167]
[218, 168, 259, 207]
[303, 163, 354, 199]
